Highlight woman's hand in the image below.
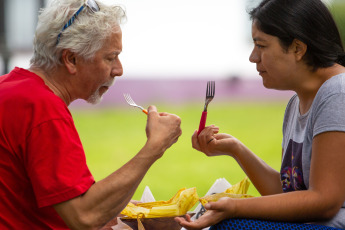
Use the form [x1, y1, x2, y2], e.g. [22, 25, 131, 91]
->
[192, 125, 242, 157]
[175, 198, 235, 230]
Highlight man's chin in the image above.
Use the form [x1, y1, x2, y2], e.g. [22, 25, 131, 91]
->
[86, 84, 112, 104]
[86, 94, 103, 104]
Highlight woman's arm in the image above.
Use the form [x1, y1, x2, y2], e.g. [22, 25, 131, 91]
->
[177, 131, 345, 229]
[194, 126, 282, 195]
[230, 142, 283, 195]
[308, 131, 345, 218]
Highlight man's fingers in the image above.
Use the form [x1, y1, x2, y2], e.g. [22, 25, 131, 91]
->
[147, 105, 157, 113]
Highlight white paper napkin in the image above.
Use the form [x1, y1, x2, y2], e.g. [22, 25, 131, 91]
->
[181, 178, 231, 230]
[140, 186, 156, 203]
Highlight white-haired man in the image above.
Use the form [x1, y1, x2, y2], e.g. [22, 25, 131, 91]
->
[0, 0, 182, 229]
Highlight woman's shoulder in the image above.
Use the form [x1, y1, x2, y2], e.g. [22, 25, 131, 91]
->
[311, 73, 345, 113]
[318, 73, 345, 95]
[285, 94, 299, 114]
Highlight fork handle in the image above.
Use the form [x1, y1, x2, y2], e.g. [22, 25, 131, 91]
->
[197, 111, 207, 135]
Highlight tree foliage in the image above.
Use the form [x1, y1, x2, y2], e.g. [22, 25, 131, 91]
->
[329, 1, 345, 48]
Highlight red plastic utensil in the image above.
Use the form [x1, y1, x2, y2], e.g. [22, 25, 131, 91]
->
[197, 81, 215, 135]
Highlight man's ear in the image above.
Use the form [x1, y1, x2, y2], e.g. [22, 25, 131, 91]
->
[292, 39, 307, 61]
[61, 49, 77, 74]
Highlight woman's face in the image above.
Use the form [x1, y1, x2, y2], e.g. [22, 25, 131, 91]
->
[249, 20, 298, 90]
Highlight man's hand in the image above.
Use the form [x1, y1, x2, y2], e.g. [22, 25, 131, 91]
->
[145, 105, 182, 158]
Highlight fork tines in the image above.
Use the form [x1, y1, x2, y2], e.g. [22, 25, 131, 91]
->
[206, 81, 215, 98]
[123, 93, 148, 114]
[123, 93, 135, 106]
[203, 81, 215, 111]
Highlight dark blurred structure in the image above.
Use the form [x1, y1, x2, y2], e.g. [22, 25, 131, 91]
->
[0, 0, 45, 75]
[0, 0, 9, 74]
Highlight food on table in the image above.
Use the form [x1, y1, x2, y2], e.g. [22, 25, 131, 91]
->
[199, 177, 253, 206]
[121, 187, 199, 218]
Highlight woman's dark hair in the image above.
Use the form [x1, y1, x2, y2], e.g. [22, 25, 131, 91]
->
[249, 0, 345, 70]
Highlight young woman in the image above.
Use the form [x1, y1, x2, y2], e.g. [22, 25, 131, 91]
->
[176, 0, 345, 229]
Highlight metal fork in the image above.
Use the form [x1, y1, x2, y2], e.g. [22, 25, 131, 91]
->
[197, 81, 215, 135]
[123, 93, 148, 115]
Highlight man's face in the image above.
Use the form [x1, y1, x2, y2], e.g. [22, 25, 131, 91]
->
[76, 28, 123, 104]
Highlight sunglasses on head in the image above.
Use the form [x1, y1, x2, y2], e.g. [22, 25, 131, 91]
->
[56, 0, 100, 45]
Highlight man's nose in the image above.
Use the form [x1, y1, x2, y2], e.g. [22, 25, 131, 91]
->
[111, 61, 123, 78]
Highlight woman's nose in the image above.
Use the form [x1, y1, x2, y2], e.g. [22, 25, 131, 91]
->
[249, 49, 259, 63]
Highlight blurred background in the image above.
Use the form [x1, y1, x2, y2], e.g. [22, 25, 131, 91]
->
[1, 0, 345, 200]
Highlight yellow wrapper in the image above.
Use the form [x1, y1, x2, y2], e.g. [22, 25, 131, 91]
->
[121, 187, 199, 218]
[199, 177, 253, 206]
[225, 177, 250, 194]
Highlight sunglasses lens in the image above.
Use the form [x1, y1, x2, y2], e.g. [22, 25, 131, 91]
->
[87, 0, 100, 12]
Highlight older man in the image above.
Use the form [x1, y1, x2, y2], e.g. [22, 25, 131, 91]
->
[0, 0, 182, 229]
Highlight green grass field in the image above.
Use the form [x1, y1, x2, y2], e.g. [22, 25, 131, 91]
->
[71, 101, 287, 201]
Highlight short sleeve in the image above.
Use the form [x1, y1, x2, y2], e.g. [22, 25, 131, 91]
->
[312, 93, 345, 137]
[25, 118, 95, 208]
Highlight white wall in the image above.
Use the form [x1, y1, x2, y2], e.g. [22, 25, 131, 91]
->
[105, 0, 257, 79]
[5, 0, 39, 51]
[4, 0, 259, 79]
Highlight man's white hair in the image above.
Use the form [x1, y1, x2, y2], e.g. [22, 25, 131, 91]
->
[30, 0, 126, 72]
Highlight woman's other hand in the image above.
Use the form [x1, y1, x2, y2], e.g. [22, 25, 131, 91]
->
[192, 125, 242, 157]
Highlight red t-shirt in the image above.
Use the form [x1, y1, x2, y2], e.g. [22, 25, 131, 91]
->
[0, 68, 95, 229]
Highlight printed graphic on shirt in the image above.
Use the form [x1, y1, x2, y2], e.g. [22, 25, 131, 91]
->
[280, 139, 307, 192]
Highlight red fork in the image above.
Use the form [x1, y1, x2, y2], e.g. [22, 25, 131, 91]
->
[197, 81, 215, 135]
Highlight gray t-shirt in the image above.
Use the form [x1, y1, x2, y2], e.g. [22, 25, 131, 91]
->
[281, 73, 345, 229]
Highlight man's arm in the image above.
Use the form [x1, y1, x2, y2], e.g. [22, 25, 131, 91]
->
[54, 106, 182, 230]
